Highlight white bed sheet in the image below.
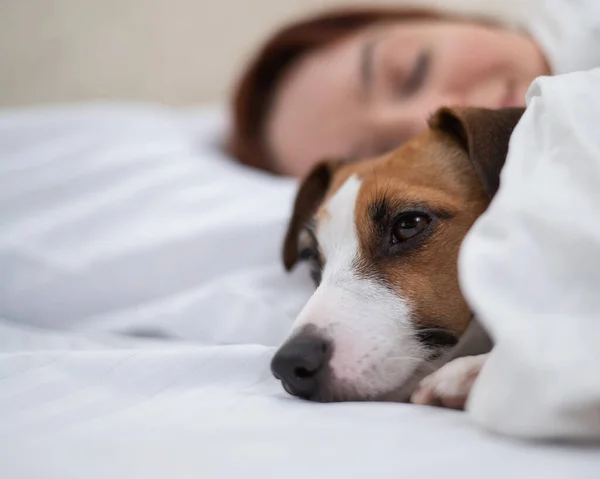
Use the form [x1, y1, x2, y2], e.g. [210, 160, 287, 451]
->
[462, 69, 600, 440]
[0, 104, 598, 478]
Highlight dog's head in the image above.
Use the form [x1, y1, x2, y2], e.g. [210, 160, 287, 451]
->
[271, 106, 524, 402]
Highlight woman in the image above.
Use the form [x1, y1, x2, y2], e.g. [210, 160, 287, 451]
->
[229, 3, 600, 177]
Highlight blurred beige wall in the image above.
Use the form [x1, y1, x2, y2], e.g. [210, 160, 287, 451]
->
[0, 0, 525, 108]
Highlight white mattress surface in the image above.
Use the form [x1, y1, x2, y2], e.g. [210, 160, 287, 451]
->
[0, 104, 598, 478]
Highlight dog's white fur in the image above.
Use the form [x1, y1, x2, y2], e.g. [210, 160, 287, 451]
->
[289, 175, 431, 399]
[411, 353, 488, 409]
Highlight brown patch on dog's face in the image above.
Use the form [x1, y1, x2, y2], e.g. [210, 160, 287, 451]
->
[351, 129, 489, 340]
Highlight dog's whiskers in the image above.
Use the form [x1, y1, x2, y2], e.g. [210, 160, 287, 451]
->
[383, 355, 425, 364]
[384, 356, 438, 375]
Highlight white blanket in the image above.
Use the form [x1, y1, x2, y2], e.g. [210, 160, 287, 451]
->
[0, 102, 599, 478]
[462, 68, 600, 440]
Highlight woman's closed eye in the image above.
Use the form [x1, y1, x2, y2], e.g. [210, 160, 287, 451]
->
[400, 50, 431, 97]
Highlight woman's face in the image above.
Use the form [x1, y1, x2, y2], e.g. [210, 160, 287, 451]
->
[267, 20, 549, 176]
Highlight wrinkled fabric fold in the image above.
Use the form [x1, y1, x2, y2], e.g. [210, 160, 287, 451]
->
[460, 69, 600, 440]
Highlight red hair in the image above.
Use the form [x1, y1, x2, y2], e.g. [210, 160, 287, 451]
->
[227, 7, 437, 172]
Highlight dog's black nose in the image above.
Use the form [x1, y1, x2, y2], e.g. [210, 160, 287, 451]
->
[271, 333, 331, 399]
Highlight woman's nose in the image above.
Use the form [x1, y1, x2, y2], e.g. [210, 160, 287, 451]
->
[372, 91, 466, 150]
[424, 90, 465, 115]
[401, 91, 465, 136]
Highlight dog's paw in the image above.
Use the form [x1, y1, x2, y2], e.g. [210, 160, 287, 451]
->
[411, 354, 488, 410]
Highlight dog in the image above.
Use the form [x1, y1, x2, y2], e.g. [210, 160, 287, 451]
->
[271, 106, 525, 408]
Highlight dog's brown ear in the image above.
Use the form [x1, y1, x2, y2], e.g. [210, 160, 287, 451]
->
[430, 106, 525, 199]
[283, 160, 340, 271]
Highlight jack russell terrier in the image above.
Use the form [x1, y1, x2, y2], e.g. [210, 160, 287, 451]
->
[271, 106, 524, 409]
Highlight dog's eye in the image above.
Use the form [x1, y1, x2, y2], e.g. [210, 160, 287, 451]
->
[299, 246, 323, 287]
[392, 213, 431, 243]
[310, 268, 322, 287]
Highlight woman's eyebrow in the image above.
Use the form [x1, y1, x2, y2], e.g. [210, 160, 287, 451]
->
[360, 37, 378, 99]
